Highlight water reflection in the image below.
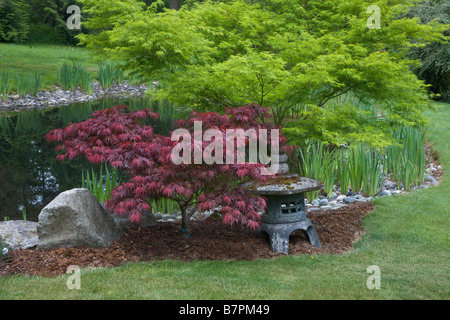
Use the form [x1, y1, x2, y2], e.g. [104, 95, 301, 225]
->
[0, 96, 185, 221]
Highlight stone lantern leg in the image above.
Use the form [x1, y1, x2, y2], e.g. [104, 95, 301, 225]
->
[242, 153, 323, 254]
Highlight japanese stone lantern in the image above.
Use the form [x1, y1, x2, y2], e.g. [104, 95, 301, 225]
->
[242, 153, 323, 254]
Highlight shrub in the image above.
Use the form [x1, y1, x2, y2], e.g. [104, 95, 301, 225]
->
[46, 104, 287, 233]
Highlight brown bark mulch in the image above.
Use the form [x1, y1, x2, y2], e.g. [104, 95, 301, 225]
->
[0, 202, 374, 277]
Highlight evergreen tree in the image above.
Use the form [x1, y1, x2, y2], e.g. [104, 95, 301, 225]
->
[27, 0, 83, 45]
[0, 0, 30, 43]
[407, 0, 450, 101]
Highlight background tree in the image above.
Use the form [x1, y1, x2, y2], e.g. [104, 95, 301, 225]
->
[77, 0, 448, 148]
[27, 0, 84, 45]
[0, 0, 30, 43]
[407, 0, 450, 102]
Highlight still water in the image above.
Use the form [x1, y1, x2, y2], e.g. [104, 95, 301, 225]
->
[0, 96, 182, 221]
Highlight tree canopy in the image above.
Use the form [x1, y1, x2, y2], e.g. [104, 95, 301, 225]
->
[77, 0, 448, 147]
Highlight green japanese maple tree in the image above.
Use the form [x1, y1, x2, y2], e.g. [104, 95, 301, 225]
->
[77, 0, 448, 147]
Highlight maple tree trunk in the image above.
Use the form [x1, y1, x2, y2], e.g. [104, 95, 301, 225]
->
[180, 205, 189, 229]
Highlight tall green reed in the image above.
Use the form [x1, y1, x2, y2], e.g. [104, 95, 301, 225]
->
[346, 143, 384, 196]
[82, 164, 121, 203]
[57, 61, 93, 94]
[1, 70, 12, 99]
[361, 148, 384, 197]
[336, 148, 350, 195]
[384, 126, 426, 191]
[298, 141, 336, 200]
[149, 198, 179, 215]
[12, 71, 42, 96]
[97, 62, 125, 89]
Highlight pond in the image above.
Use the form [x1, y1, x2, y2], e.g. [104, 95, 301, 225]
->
[0, 96, 185, 222]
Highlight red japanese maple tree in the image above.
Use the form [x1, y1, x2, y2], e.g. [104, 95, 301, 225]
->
[46, 104, 287, 234]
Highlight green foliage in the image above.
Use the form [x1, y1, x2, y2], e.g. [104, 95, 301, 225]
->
[336, 149, 351, 195]
[8, 70, 42, 96]
[407, 0, 450, 101]
[32, 70, 42, 96]
[284, 93, 394, 149]
[57, 61, 93, 93]
[0, 0, 30, 43]
[149, 197, 179, 215]
[297, 124, 426, 198]
[27, 0, 83, 45]
[385, 126, 426, 191]
[81, 164, 122, 203]
[78, 0, 447, 148]
[298, 141, 335, 200]
[97, 62, 125, 89]
[0, 70, 12, 99]
[27, 23, 69, 45]
[21, 206, 27, 221]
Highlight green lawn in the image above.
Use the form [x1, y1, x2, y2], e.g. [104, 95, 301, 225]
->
[0, 103, 449, 300]
[0, 43, 97, 91]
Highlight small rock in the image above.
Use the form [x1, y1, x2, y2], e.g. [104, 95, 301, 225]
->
[319, 199, 329, 206]
[320, 205, 332, 210]
[336, 195, 346, 202]
[344, 197, 356, 204]
[425, 175, 437, 185]
[384, 181, 397, 189]
[378, 190, 392, 197]
[311, 200, 319, 206]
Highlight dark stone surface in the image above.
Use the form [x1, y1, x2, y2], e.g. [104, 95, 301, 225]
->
[259, 219, 321, 254]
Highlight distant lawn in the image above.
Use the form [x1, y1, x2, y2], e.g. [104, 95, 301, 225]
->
[0, 103, 449, 300]
[0, 43, 97, 91]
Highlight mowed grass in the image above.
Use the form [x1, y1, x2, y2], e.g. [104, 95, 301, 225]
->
[0, 43, 97, 91]
[0, 103, 449, 300]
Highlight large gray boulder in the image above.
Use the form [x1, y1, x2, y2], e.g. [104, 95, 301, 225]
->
[0, 220, 39, 250]
[37, 188, 122, 250]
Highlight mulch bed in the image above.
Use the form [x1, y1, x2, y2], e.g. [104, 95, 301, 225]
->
[0, 202, 374, 277]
